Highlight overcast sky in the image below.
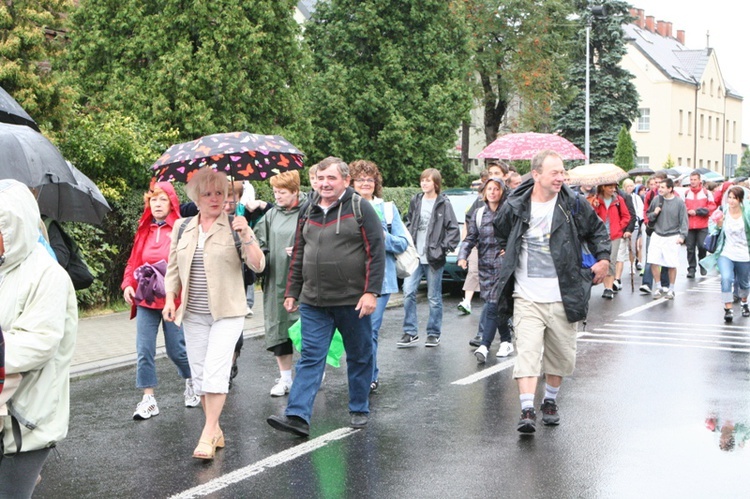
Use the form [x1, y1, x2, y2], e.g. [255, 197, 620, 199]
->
[633, 1, 750, 143]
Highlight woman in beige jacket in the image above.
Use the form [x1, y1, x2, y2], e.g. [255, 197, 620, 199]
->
[163, 167, 264, 460]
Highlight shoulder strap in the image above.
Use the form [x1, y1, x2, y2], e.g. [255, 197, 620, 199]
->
[385, 202, 394, 225]
[177, 216, 193, 242]
[475, 206, 485, 229]
[177, 216, 241, 262]
[352, 192, 364, 226]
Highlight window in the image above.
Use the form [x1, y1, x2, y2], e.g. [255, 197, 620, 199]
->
[637, 108, 650, 132]
[708, 115, 712, 139]
[733, 121, 737, 143]
[716, 118, 720, 140]
[679, 110, 684, 134]
[710, 78, 714, 97]
[700, 114, 704, 137]
[715, 161, 719, 169]
[702, 82, 706, 94]
[687, 158, 692, 167]
[688, 111, 693, 136]
[636, 156, 650, 168]
[726, 120, 730, 142]
[699, 159, 703, 167]
[678, 157, 682, 166]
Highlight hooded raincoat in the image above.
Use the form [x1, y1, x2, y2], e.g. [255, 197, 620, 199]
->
[0, 179, 77, 454]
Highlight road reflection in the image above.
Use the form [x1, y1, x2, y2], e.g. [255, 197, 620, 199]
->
[706, 414, 750, 452]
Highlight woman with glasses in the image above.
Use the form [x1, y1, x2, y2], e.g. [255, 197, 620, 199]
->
[349, 160, 409, 392]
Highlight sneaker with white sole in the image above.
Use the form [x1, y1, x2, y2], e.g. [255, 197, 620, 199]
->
[639, 284, 651, 294]
[133, 395, 159, 420]
[270, 378, 292, 397]
[665, 290, 675, 300]
[652, 288, 665, 300]
[457, 300, 472, 315]
[496, 341, 514, 358]
[184, 379, 201, 407]
[397, 333, 419, 348]
[425, 335, 440, 347]
[474, 345, 488, 363]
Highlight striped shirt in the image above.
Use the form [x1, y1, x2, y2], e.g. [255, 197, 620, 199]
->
[186, 226, 210, 314]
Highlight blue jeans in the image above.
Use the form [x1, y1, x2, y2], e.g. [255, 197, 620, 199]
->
[717, 256, 750, 304]
[479, 301, 511, 348]
[371, 293, 391, 383]
[642, 234, 669, 288]
[286, 303, 373, 423]
[135, 306, 191, 389]
[402, 263, 444, 337]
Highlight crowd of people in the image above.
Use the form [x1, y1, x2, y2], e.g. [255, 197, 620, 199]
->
[4, 146, 749, 495]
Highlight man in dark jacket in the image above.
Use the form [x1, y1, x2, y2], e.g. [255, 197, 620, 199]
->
[494, 150, 610, 434]
[267, 157, 385, 437]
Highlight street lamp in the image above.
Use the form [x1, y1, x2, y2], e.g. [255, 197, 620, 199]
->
[585, 4, 607, 165]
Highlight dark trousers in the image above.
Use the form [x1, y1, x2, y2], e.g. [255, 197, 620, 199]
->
[0, 447, 52, 498]
[479, 301, 512, 348]
[686, 227, 708, 272]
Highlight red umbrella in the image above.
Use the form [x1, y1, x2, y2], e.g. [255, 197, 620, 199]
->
[152, 132, 304, 183]
[477, 132, 586, 160]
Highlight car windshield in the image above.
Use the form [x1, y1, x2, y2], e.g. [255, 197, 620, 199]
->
[446, 190, 479, 224]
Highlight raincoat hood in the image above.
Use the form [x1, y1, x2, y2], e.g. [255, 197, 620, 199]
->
[138, 181, 181, 230]
[0, 178, 43, 274]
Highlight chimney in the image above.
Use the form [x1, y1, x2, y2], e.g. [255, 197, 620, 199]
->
[645, 15, 655, 32]
[656, 20, 668, 37]
[676, 29, 685, 45]
[666, 22, 673, 38]
[637, 9, 645, 28]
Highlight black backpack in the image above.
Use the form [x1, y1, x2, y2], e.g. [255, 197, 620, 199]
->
[43, 218, 95, 290]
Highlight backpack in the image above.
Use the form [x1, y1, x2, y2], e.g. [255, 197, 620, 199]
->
[300, 191, 364, 227]
[176, 217, 255, 287]
[569, 194, 597, 269]
[43, 218, 94, 290]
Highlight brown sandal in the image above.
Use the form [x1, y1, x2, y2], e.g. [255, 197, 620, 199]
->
[192, 439, 216, 460]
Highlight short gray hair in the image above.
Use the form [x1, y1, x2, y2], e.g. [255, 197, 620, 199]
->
[531, 149, 563, 173]
[317, 156, 350, 178]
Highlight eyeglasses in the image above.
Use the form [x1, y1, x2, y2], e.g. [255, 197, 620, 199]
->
[354, 178, 376, 184]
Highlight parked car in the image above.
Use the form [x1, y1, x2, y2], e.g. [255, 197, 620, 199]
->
[443, 188, 481, 287]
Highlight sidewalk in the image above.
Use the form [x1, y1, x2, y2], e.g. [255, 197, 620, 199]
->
[72, 290, 405, 378]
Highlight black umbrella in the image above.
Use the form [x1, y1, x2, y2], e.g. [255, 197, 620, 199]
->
[0, 123, 75, 187]
[656, 168, 680, 178]
[36, 162, 111, 225]
[628, 166, 655, 176]
[0, 86, 40, 131]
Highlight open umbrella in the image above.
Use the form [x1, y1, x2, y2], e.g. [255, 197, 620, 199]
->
[477, 132, 586, 160]
[0, 86, 40, 131]
[35, 162, 111, 225]
[567, 163, 629, 186]
[656, 168, 680, 178]
[627, 166, 654, 176]
[0, 123, 75, 187]
[152, 132, 305, 183]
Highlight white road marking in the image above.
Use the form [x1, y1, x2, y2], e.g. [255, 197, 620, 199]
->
[611, 319, 749, 332]
[618, 298, 670, 317]
[170, 427, 358, 498]
[451, 359, 515, 385]
[578, 337, 750, 353]
[586, 331, 750, 348]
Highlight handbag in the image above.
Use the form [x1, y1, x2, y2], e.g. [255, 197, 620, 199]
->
[395, 229, 419, 278]
[703, 231, 720, 253]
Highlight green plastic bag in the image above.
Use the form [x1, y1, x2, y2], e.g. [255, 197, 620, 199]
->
[287, 319, 344, 368]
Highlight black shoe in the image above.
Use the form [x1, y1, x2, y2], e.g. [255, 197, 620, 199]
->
[267, 415, 310, 437]
[724, 308, 734, 323]
[350, 412, 368, 429]
[602, 288, 614, 299]
[517, 408, 537, 433]
[370, 380, 379, 393]
[397, 333, 419, 348]
[687, 270, 695, 279]
[425, 335, 440, 347]
[469, 334, 482, 347]
[743, 304, 750, 318]
[540, 399, 560, 426]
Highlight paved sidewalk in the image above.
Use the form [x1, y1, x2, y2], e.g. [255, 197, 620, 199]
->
[72, 290, 406, 378]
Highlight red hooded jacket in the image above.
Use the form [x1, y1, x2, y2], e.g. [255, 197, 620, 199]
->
[121, 182, 181, 313]
[684, 185, 716, 230]
[592, 193, 631, 240]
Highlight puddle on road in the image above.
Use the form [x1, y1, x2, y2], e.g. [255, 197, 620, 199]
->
[706, 413, 750, 452]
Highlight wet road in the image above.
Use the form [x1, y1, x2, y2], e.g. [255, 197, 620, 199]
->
[35, 273, 750, 498]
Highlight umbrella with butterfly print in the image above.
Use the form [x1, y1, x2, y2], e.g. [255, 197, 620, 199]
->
[151, 132, 305, 183]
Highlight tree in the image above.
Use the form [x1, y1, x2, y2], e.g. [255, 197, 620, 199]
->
[464, 0, 575, 144]
[555, 0, 639, 163]
[303, 0, 474, 187]
[0, 0, 75, 131]
[663, 154, 675, 168]
[65, 0, 311, 146]
[612, 124, 635, 170]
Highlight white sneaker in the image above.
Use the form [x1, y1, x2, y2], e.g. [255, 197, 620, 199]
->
[457, 300, 472, 315]
[474, 345, 488, 364]
[496, 341, 514, 358]
[245, 307, 254, 318]
[270, 378, 292, 397]
[133, 395, 159, 420]
[184, 378, 201, 407]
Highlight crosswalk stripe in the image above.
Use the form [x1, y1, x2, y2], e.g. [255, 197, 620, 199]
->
[584, 331, 750, 348]
[594, 326, 749, 338]
[451, 359, 515, 385]
[579, 337, 750, 354]
[612, 319, 749, 331]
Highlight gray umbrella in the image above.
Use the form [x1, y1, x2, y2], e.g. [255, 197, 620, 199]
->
[0, 86, 40, 131]
[0, 122, 75, 187]
[35, 162, 111, 225]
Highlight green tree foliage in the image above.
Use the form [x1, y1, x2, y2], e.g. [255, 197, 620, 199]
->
[303, 0, 474, 187]
[613, 125, 635, 170]
[663, 154, 675, 168]
[464, 0, 575, 143]
[65, 0, 311, 145]
[0, 0, 74, 131]
[736, 148, 750, 177]
[555, 0, 639, 163]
